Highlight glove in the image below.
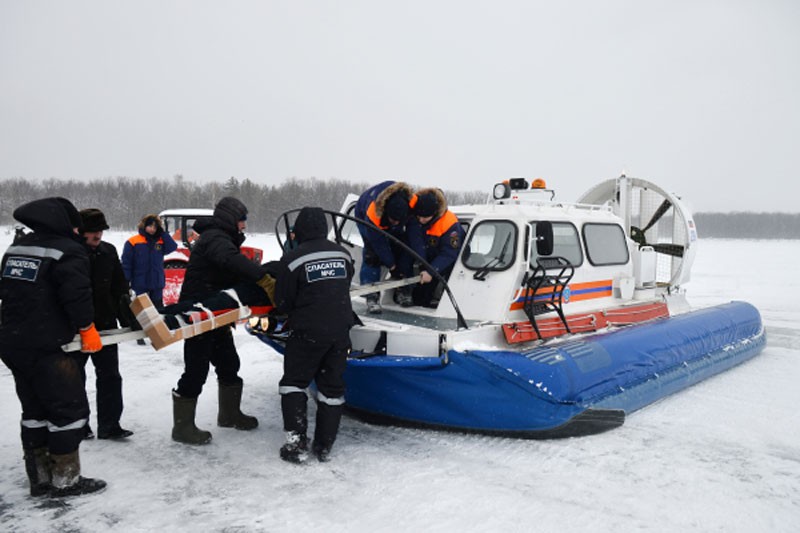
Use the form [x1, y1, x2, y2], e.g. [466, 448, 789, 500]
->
[79, 323, 103, 353]
[256, 274, 277, 304]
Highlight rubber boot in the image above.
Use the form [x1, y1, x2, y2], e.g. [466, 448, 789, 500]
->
[217, 382, 258, 430]
[49, 450, 106, 497]
[312, 402, 343, 462]
[24, 447, 51, 497]
[171, 391, 212, 445]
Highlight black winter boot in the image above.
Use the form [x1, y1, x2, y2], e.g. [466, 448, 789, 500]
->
[366, 293, 382, 314]
[24, 447, 51, 497]
[394, 286, 413, 307]
[280, 432, 309, 464]
[97, 425, 134, 440]
[49, 450, 106, 497]
[280, 392, 308, 463]
[312, 401, 344, 462]
[171, 391, 212, 445]
[217, 382, 258, 430]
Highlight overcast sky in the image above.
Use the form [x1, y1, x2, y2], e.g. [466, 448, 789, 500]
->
[1, 1, 798, 213]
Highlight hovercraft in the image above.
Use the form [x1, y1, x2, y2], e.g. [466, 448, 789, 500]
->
[254, 175, 766, 438]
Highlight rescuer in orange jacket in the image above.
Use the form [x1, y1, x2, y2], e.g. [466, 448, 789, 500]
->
[121, 214, 178, 309]
[354, 181, 417, 313]
[407, 188, 465, 307]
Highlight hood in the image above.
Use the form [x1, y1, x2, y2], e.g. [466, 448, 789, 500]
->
[413, 187, 447, 219]
[213, 197, 248, 234]
[137, 213, 163, 231]
[193, 216, 216, 234]
[293, 207, 328, 243]
[374, 182, 415, 219]
[13, 197, 82, 237]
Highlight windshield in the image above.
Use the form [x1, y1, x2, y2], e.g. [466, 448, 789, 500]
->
[462, 221, 516, 271]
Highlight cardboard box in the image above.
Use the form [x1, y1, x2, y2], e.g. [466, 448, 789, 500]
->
[130, 293, 244, 350]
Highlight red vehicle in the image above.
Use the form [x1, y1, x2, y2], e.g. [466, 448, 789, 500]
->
[159, 209, 263, 305]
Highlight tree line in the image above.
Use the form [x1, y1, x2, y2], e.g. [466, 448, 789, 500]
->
[0, 176, 796, 238]
[693, 212, 800, 239]
[0, 176, 486, 233]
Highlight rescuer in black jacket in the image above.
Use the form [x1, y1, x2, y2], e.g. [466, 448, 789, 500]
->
[171, 197, 263, 445]
[77, 208, 134, 441]
[0, 197, 106, 497]
[273, 206, 355, 463]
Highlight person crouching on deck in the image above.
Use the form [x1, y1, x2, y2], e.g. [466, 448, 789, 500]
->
[354, 181, 416, 313]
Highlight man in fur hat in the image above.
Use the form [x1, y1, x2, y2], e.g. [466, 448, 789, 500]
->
[354, 181, 417, 313]
[408, 189, 465, 307]
[78, 208, 134, 440]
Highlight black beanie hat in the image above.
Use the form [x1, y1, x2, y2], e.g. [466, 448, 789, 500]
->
[413, 193, 438, 217]
[80, 208, 110, 232]
[384, 193, 409, 222]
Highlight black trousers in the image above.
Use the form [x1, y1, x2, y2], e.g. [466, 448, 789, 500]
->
[1, 348, 89, 455]
[412, 265, 453, 307]
[280, 335, 349, 399]
[279, 334, 349, 439]
[75, 344, 123, 431]
[175, 326, 242, 398]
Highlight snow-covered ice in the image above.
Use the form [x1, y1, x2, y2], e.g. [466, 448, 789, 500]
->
[1, 230, 798, 532]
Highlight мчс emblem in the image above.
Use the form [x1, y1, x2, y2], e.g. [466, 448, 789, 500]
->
[449, 231, 460, 249]
[3, 256, 42, 282]
[305, 259, 347, 283]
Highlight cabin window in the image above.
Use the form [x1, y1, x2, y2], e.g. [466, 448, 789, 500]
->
[583, 223, 629, 265]
[462, 221, 516, 271]
[161, 216, 202, 246]
[529, 222, 582, 266]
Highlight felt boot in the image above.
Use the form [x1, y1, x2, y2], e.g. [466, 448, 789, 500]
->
[49, 450, 106, 497]
[23, 447, 51, 497]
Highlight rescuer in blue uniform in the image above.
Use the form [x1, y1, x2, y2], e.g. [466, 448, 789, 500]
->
[354, 180, 417, 313]
[407, 188, 465, 307]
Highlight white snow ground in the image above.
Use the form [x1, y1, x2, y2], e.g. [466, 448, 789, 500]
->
[1, 229, 798, 532]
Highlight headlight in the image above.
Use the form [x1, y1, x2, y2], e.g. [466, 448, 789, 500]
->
[493, 182, 511, 200]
